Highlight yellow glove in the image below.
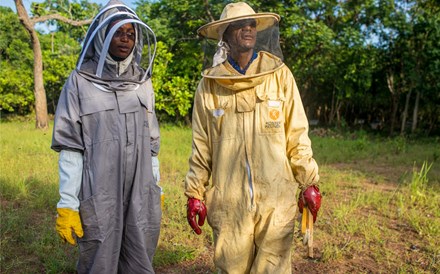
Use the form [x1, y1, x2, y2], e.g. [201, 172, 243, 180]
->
[56, 208, 84, 245]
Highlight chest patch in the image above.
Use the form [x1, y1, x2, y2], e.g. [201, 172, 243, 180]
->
[257, 94, 284, 134]
[269, 109, 280, 120]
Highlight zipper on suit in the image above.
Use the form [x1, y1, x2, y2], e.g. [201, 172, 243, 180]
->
[242, 109, 255, 211]
[245, 152, 255, 211]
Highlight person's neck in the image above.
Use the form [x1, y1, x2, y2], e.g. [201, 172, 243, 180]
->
[110, 53, 126, 62]
[229, 50, 254, 70]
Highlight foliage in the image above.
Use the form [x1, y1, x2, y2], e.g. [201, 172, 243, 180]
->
[0, 6, 34, 113]
[137, 0, 207, 121]
[149, 41, 195, 120]
[1, 1, 439, 135]
[376, 0, 440, 134]
[40, 32, 80, 112]
[0, 60, 34, 113]
[0, 3, 86, 115]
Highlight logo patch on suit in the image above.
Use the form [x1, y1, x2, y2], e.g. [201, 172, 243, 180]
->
[269, 109, 280, 120]
[266, 109, 281, 129]
[262, 100, 282, 131]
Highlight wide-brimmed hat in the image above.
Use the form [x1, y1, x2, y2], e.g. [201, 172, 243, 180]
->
[197, 2, 280, 40]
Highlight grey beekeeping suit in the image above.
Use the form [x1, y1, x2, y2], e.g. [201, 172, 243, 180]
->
[51, 0, 160, 272]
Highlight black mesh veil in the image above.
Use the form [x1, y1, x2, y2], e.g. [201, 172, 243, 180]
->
[199, 21, 284, 80]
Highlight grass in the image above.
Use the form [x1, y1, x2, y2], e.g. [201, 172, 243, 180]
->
[1, 120, 439, 273]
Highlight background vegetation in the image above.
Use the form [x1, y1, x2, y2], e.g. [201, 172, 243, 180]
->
[0, 120, 439, 273]
[1, 0, 439, 135]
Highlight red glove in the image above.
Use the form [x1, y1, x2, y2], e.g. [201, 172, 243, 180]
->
[298, 185, 322, 223]
[187, 198, 207, 235]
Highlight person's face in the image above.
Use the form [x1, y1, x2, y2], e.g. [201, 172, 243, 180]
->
[224, 19, 257, 53]
[108, 23, 135, 59]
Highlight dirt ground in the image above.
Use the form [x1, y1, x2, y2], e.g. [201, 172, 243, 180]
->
[154, 162, 439, 273]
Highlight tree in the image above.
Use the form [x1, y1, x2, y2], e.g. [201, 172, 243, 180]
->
[6, 0, 437, 134]
[14, 0, 94, 129]
[0, 7, 34, 114]
[136, 0, 213, 123]
[376, 0, 440, 135]
[407, 0, 440, 134]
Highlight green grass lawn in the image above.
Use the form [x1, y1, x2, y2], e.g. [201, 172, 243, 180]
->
[1, 120, 439, 273]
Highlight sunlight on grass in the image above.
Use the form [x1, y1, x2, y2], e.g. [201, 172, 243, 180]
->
[310, 158, 439, 272]
[321, 241, 346, 263]
[409, 161, 432, 202]
[343, 217, 361, 236]
[2, 120, 440, 272]
[332, 202, 356, 221]
[359, 217, 382, 244]
[0, 121, 58, 204]
[332, 193, 363, 221]
[153, 125, 210, 267]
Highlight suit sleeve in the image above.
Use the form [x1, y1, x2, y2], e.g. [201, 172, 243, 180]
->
[184, 80, 212, 200]
[146, 78, 160, 157]
[282, 68, 320, 189]
[51, 73, 84, 152]
[51, 73, 84, 210]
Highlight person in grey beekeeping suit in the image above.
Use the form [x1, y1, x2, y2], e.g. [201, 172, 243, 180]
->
[51, 0, 161, 272]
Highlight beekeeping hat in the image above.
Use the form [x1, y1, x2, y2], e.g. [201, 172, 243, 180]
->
[197, 2, 280, 40]
[76, 0, 156, 91]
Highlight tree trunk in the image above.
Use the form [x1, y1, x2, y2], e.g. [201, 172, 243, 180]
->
[335, 99, 342, 129]
[328, 85, 336, 125]
[400, 90, 412, 135]
[386, 71, 398, 136]
[411, 90, 420, 134]
[31, 30, 49, 129]
[15, 0, 48, 129]
[387, 70, 395, 135]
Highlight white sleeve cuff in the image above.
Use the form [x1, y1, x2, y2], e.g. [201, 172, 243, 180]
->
[152, 156, 160, 183]
[57, 150, 83, 211]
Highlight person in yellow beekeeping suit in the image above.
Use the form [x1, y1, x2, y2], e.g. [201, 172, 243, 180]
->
[184, 2, 322, 273]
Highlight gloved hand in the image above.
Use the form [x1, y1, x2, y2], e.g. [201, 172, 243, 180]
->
[56, 208, 84, 245]
[187, 198, 207, 235]
[298, 185, 322, 223]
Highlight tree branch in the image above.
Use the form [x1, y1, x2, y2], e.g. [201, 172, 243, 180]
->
[31, 14, 92, 26]
[203, 0, 215, 22]
[15, 0, 33, 30]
